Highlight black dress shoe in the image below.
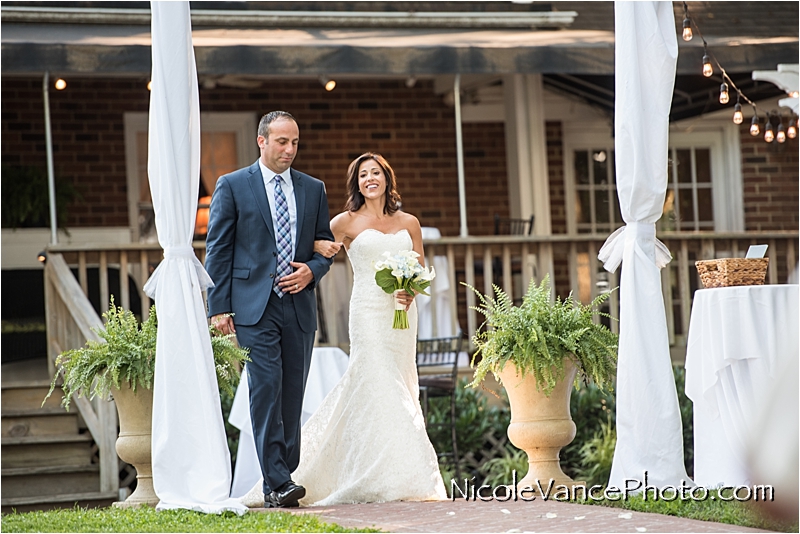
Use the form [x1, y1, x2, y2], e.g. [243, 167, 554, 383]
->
[266, 481, 305, 508]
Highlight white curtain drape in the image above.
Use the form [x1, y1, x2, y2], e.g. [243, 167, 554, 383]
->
[599, 1, 691, 489]
[144, 1, 246, 514]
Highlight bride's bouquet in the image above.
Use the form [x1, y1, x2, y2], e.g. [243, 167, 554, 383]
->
[374, 250, 436, 329]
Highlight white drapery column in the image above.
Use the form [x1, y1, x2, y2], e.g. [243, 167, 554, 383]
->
[144, 1, 246, 514]
[600, 1, 691, 489]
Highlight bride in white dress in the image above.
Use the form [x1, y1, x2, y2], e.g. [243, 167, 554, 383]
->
[240, 152, 446, 507]
[296, 153, 446, 506]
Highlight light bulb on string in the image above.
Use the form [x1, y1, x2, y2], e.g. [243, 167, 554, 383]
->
[682, 18, 693, 41]
[54, 78, 67, 90]
[787, 118, 797, 139]
[719, 83, 729, 104]
[732, 101, 743, 124]
[750, 114, 760, 136]
[681, 2, 692, 41]
[777, 122, 786, 143]
[702, 54, 713, 77]
[764, 116, 774, 143]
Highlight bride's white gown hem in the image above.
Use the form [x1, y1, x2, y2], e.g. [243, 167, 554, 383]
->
[239, 228, 446, 507]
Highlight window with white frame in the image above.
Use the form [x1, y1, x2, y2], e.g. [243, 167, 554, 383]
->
[563, 123, 743, 234]
[124, 112, 258, 242]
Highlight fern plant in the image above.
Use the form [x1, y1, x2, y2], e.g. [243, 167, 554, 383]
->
[465, 275, 618, 396]
[46, 298, 249, 410]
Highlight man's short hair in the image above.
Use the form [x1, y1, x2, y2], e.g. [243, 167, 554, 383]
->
[257, 111, 296, 138]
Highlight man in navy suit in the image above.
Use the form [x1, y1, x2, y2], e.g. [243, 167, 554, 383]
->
[205, 111, 338, 508]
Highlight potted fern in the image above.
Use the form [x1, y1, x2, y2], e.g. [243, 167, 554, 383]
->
[465, 275, 617, 492]
[45, 298, 249, 507]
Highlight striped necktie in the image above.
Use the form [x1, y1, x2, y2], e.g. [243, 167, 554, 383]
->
[273, 176, 292, 296]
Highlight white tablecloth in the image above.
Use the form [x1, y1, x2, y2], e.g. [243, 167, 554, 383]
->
[227, 346, 350, 498]
[684, 285, 799, 488]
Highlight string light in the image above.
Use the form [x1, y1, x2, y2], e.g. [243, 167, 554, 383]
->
[319, 77, 336, 91]
[764, 115, 774, 143]
[682, 2, 693, 41]
[702, 45, 713, 77]
[787, 118, 797, 139]
[684, 2, 795, 145]
[732, 96, 743, 124]
[776, 121, 786, 143]
[54, 78, 67, 90]
[750, 114, 761, 136]
[719, 83, 729, 104]
[147, 81, 152, 91]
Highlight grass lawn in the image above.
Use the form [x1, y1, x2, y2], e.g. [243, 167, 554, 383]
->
[584, 490, 798, 532]
[0, 507, 379, 533]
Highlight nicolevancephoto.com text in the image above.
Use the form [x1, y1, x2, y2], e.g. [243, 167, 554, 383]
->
[451, 471, 775, 503]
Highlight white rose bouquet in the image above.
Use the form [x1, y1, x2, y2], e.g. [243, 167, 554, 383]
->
[374, 250, 436, 329]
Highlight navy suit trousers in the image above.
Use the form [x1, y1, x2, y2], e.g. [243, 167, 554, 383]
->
[235, 290, 314, 494]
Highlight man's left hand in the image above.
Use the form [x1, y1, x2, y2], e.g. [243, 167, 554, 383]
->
[279, 262, 315, 294]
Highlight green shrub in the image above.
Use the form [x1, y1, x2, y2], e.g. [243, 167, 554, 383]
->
[1, 165, 78, 229]
[562, 381, 616, 479]
[574, 414, 616, 487]
[45, 299, 249, 410]
[481, 448, 528, 487]
[425, 379, 504, 458]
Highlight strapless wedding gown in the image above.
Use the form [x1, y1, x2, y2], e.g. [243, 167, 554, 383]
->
[292, 228, 447, 505]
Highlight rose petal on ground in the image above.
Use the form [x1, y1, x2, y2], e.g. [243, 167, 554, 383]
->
[501, 509, 511, 514]
[545, 512, 558, 519]
[636, 528, 647, 532]
[574, 516, 586, 520]
[618, 513, 633, 519]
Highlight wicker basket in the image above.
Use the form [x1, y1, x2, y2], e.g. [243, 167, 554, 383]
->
[695, 258, 769, 288]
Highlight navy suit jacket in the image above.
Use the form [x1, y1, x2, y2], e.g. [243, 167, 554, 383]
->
[205, 162, 334, 331]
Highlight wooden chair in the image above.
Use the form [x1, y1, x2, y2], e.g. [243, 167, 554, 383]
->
[494, 214, 535, 236]
[417, 334, 463, 482]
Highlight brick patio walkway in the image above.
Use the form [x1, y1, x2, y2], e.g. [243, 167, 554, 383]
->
[267, 499, 771, 533]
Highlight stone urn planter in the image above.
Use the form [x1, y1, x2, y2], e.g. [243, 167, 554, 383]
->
[497, 359, 584, 491]
[112, 382, 158, 508]
[465, 276, 618, 492]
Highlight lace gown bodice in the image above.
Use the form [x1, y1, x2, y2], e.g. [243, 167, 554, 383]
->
[291, 229, 447, 505]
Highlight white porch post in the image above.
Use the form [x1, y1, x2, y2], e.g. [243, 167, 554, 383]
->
[503, 73, 553, 282]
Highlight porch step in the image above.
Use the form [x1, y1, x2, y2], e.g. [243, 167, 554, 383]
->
[1, 465, 101, 498]
[1, 381, 64, 411]
[1, 432, 94, 468]
[1, 491, 118, 514]
[2, 407, 79, 437]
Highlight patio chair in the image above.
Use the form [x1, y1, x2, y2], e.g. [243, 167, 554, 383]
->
[416, 333, 463, 482]
[494, 214, 535, 236]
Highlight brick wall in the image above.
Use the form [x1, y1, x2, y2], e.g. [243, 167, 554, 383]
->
[739, 122, 799, 231]
[3, 76, 796, 235]
[1, 77, 509, 235]
[1, 78, 138, 226]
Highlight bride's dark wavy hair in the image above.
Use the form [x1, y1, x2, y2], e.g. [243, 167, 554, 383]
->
[344, 153, 402, 215]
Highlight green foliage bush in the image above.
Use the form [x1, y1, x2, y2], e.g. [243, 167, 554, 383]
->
[45, 299, 249, 410]
[465, 276, 618, 396]
[1, 165, 78, 229]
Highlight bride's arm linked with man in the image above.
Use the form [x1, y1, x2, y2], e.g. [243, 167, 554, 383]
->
[205, 110, 446, 508]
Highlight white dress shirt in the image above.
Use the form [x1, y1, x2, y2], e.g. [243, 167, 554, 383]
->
[259, 160, 297, 260]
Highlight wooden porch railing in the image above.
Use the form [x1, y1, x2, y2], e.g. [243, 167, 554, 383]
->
[43, 253, 119, 495]
[47, 231, 797, 359]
